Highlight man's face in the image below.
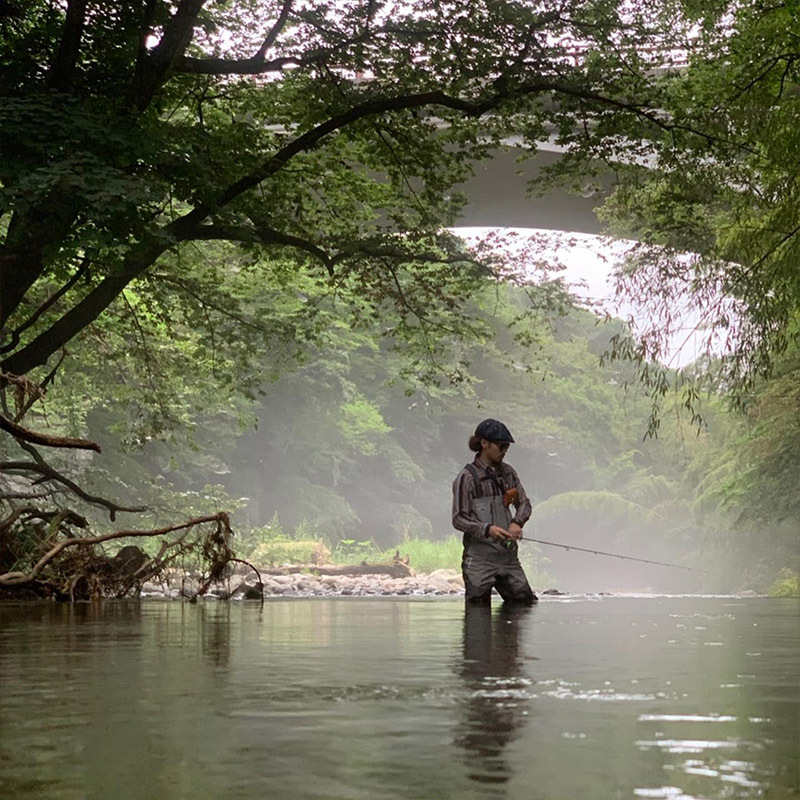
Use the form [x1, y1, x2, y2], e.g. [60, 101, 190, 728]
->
[482, 439, 510, 466]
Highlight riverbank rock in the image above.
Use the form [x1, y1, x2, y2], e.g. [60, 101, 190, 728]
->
[209, 570, 467, 598]
[134, 566, 493, 600]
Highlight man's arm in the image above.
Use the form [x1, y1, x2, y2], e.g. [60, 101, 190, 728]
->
[452, 469, 490, 539]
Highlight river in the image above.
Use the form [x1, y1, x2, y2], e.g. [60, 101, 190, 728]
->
[1, 596, 797, 800]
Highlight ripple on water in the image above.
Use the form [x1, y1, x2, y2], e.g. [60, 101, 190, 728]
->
[635, 739, 762, 755]
[637, 714, 737, 722]
[633, 787, 701, 799]
[545, 686, 659, 701]
[232, 682, 459, 706]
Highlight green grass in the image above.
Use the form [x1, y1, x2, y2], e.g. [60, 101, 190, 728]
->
[396, 535, 463, 573]
[328, 535, 462, 572]
[329, 534, 556, 585]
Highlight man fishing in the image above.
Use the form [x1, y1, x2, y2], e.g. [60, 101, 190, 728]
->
[452, 419, 537, 606]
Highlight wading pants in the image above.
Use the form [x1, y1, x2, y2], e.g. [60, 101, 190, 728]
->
[462, 549, 537, 606]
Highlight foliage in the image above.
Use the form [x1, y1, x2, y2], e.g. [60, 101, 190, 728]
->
[768, 569, 800, 598]
[396, 534, 463, 573]
[250, 539, 331, 567]
[596, 1, 800, 425]
[330, 538, 384, 565]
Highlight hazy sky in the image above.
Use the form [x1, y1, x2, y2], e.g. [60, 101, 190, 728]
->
[454, 226, 710, 368]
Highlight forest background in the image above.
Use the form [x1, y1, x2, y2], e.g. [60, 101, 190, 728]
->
[1, 0, 797, 595]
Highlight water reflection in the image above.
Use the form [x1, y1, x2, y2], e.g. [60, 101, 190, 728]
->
[197, 603, 231, 667]
[455, 605, 534, 786]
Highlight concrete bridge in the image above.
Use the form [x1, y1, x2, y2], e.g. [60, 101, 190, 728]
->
[455, 141, 606, 234]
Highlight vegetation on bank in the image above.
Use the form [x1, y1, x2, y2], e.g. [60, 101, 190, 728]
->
[768, 570, 800, 598]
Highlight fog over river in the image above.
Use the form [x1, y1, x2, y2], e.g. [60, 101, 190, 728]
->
[1, 597, 797, 800]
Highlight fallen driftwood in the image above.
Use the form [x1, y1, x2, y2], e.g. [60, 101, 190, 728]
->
[260, 559, 413, 580]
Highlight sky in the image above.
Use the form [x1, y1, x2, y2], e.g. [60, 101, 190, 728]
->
[453, 226, 710, 369]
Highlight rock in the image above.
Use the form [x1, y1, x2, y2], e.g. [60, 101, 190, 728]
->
[428, 568, 455, 580]
[113, 545, 149, 576]
[542, 588, 566, 595]
[425, 576, 453, 593]
[232, 581, 263, 599]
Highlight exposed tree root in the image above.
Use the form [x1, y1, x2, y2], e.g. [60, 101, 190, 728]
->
[0, 512, 234, 600]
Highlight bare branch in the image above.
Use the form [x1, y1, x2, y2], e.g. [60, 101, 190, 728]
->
[255, 0, 295, 61]
[176, 55, 302, 75]
[0, 513, 230, 587]
[0, 413, 101, 452]
[131, 0, 207, 112]
[189, 222, 334, 273]
[174, 24, 429, 76]
[2, 443, 145, 519]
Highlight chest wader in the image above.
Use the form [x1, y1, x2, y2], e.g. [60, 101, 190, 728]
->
[462, 463, 516, 562]
[461, 463, 536, 605]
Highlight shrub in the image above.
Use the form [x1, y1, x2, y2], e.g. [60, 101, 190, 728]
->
[768, 568, 800, 597]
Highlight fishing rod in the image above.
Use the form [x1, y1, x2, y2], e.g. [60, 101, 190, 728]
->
[499, 488, 697, 572]
[517, 536, 698, 572]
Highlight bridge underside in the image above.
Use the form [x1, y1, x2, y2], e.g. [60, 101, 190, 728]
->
[455, 147, 606, 235]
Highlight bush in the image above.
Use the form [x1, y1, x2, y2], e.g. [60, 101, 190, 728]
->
[250, 540, 330, 566]
[397, 535, 463, 573]
[330, 539, 383, 564]
[768, 568, 800, 597]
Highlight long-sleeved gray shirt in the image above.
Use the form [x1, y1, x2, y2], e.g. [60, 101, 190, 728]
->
[451, 456, 532, 540]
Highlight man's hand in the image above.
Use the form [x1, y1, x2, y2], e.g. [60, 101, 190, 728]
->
[488, 525, 513, 540]
[507, 522, 523, 540]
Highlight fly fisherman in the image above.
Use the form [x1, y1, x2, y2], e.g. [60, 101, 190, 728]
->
[452, 419, 537, 606]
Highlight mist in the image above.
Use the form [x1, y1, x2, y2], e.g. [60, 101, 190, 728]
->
[119, 288, 746, 595]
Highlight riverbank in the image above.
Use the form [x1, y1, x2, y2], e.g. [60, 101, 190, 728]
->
[138, 566, 771, 600]
[141, 568, 470, 599]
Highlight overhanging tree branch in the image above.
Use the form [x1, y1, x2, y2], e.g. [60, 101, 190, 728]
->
[2, 441, 146, 519]
[2, 79, 706, 377]
[0, 414, 101, 452]
[188, 222, 334, 273]
[255, 0, 295, 61]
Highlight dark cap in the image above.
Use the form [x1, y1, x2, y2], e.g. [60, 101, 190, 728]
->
[474, 418, 515, 443]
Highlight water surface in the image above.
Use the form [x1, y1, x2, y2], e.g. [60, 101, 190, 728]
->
[1, 597, 797, 799]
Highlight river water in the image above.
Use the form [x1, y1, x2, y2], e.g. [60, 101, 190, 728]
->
[0, 596, 797, 800]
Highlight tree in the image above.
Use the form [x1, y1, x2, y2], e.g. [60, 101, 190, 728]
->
[1, 0, 703, 376]
[0, 0, 740, 592]
[596, 1, 800, 419]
